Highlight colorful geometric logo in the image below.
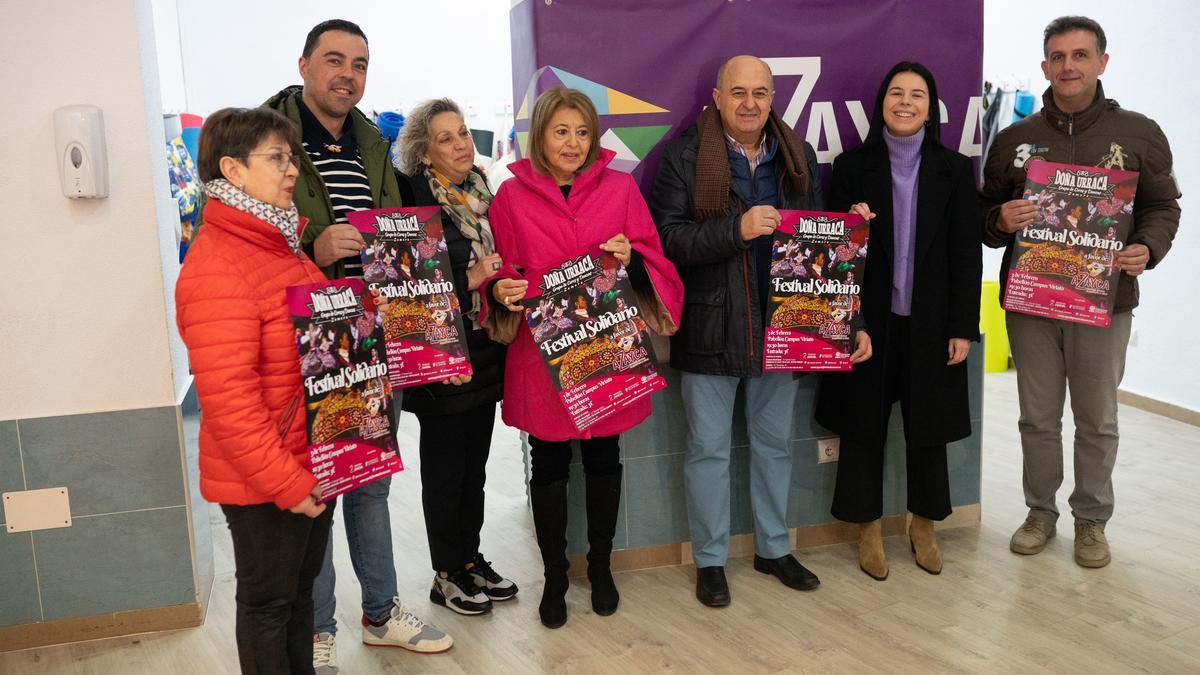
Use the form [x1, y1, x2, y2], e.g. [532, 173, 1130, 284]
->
[514, 66, 672, 175]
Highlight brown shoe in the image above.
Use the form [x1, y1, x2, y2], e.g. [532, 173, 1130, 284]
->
[1010, 516, 1056, 555]
[1074, 520, 1111, 568]
[857, 520, 888, 581]
[908, 515, 942, 575]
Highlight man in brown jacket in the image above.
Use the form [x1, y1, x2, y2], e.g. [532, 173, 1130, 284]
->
[981, 16, 1180, 568]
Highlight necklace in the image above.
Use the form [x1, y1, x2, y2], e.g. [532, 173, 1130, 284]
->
[323, 142, 342, 153]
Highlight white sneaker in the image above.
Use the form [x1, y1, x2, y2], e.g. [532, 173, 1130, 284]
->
[468, 553, 519, 600]
[313, 632, 338, 675]
[431, 569, 493, 615]
[361, 597, 453, 653]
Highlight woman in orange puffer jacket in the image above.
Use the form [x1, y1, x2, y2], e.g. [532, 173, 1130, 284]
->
[176, 107, 332, 673]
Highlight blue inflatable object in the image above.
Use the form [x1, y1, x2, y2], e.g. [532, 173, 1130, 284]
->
[1014, 90, 1036, 120]
[377, 111, 405, 162]
[181, 127, 201, 169]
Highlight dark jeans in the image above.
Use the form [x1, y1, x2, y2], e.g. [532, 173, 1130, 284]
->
[221, 499, 336, 675]
[831, 315, 951, 523]
[417, 401, 497, 572]
[529, 434, 622, 485]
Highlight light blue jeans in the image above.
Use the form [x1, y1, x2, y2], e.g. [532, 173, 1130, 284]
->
[681, 372, 799, 568]
[311, 475, 398, 634]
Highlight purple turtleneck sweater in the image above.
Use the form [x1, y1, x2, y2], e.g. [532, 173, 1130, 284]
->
[884, 126, 923, 316]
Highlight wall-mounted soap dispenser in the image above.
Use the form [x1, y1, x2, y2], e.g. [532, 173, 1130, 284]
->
[54, 105, 109, 199]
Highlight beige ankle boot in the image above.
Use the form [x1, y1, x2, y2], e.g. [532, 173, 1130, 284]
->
[858, 520, 888, 580]
[908, 515, 943, 575]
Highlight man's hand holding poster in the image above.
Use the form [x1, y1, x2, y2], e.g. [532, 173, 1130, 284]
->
[764, 210, 869, 371]
[350, 206, 473, 387]
[1004, 160, 1137, 327]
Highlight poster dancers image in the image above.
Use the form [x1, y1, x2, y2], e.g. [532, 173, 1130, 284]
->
[521, 248, 663, 433]
[764, 210, 869, 371]
[349, 206, 473, 387]
[288, 278, 403, 502]
[1004, 160, 1137, 327]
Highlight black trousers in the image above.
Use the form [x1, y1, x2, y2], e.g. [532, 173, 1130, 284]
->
[221, 499, 335, 675]
[529, 434, 621, 485]
[417, 401, 497, 572]
[831, 315, 952, 523]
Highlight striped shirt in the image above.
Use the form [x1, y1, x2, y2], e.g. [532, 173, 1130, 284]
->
[296, 95, 373, 277]
[725, 131, 771, 176]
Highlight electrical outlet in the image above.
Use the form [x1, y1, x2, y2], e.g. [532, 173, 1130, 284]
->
[817, 437, 840, 464]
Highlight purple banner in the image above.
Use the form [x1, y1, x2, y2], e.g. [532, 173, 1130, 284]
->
[509, 0, 984, 194]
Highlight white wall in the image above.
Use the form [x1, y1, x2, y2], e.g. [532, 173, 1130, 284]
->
[172, 1, 513, 133]
[152, 0, 188, 113]
[983, 1, 1199, 411]
[145, 2, 195, 407]
[0, 0, 185, 420]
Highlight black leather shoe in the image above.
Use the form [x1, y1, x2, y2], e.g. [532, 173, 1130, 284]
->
[695, 566, 731, 607]
[753, 554, 820, 590]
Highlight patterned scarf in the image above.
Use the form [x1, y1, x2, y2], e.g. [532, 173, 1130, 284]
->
[693, 105, 810, 220]
[425, 166, 496, 324]
[203, 178, 301, 253]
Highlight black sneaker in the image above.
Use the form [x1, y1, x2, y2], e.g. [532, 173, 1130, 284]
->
[430, 569, 493, 615]
[468, 552, 519, 600]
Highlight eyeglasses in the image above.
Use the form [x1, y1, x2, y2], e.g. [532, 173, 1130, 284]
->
[237, 151, 301, 172]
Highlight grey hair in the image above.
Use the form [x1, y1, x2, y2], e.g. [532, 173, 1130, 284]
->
[392, 98, 463, 175]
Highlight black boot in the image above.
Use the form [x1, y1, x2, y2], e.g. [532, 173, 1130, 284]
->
[585, 468, 622, 616]
[530, 480, 570, 628]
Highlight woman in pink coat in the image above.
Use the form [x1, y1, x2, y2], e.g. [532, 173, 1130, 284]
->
[479, 87, 683, 628]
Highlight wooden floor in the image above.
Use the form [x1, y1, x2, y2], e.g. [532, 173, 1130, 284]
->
[4, 371, 1200, 674]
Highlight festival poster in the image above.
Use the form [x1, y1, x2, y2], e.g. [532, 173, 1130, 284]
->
[764, 210, 869, 371]
[349, 206, 473, 388]
[288, 278, 403, 503]
[1004, 160, 1137, 327]
[520, 247, 666, 433]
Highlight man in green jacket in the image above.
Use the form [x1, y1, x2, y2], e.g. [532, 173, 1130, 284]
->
[263, 24, 404, 280]
[266, 20, 452, 675]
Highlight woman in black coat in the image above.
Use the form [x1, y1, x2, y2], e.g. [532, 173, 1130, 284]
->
[392, 98, 516, 615]
[815, 62, 982, 580]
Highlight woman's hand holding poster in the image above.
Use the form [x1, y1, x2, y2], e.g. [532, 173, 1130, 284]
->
[288, 278, 403, 502]
[350, 206, 473, 387]
[520, 247, 665, 433]
[764, 210, 869, 371]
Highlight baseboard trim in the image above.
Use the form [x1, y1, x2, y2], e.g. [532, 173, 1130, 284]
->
[0, 602, 203, 653]
[568, 503, 981, 576]
[1118, 389, 1200, 427]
